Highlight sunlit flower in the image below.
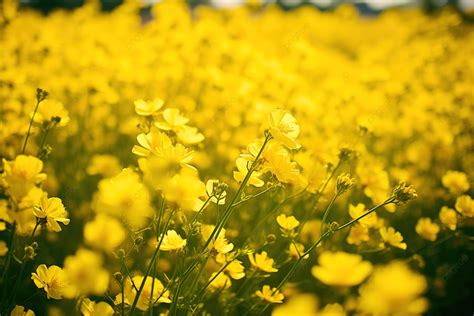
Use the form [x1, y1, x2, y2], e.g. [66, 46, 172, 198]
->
[134, 98, 164, 116]
[348, 203, 377, 227]
[357, 261, 428, 315]
[276, 214, 300, 231]
[155, 108, 189, 131]
[442, 170, 469, 195]
[268, 109, 301, 150]
[311, 251, 373, 287]
[119, 276, 171, 311]
[255, 285, 284, 303]
[84, 214, 126, 253]
[10, 305, 35, 316]
[455, 195, 474, 217]
[415, 218, 440, 241]
[233, 157, 264, 187]
[33, 196, 70, 232]
[209, 272, 231, 290]
[346, 223, 369, 246]
[379, 226, 407, 250]
[439, 206, 457, 230]
[31, 264, 70, 299]
[160, 230, 187, 251]
[248, 251, 278, 273]
[206, 179, 227, 205]
[80, 298, 114, 316]
[1, 155, 46, 199]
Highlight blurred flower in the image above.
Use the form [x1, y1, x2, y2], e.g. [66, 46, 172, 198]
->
[442, 170, 469, 195]
[256, 285, 284, 303]
[1, 155, 46, 199]
[415, 218, 440, 241]
[311, 251, 372, 287]
[357, 261, 428, 315]
[10, 305, 35, 316]
[118, 276, 171, 311]
[134, 98, 164, 116]
[439, 206, 457, 230]
[336, 173, 355, 195]
[155, 108, 189, 131]
[80, 298, 114, 316]
[84, 214, 126, 253]
[455, 195, 474, 217]
[209, 272, 231, 290]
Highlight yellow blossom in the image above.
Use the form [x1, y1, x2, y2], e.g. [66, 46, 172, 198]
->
[415, 218, 440, 241]
[347, 223, 369, 246]
[442, 170, 470, 195]
[233, 157, 264, 187]
[357, 261, 428, 315]
[256, 285, 284, 303]
[224, 260, 246, 280]
[439, 206, 457, 230]
[209, 272, 231, 290]
[348, 203, 377, 227]
[1, 155, 46, 199]
[455, 195, 474, 217]
[80, 298, 114, 316]
[10, 305, 35, 316]
[268, 109, 301, 150]
[276, 214, 300, 231]
[155, 108, 189, 131]
[160, 230, 187, 251]
[248, 251, 278, 273]
[33, 196, 70, 232]
[134, 98, 164, 116]
[0, 241, 8, 256]
[35, 99, 70, 127]
[380, 226, 407, 250]
[84, 214, 126, 253]
[119, 276, 171, 311]
[311, 251, 373, 287]
[31, 264, 70, 300]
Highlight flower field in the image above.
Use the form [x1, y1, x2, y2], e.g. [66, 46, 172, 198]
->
[0, 1, 473, 315]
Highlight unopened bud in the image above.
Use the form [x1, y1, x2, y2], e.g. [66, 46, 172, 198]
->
[393, 181, 418, 204]
[336, 173, 356, 195]
[114, 272, 123, 283]
[266, 234, 277, 244]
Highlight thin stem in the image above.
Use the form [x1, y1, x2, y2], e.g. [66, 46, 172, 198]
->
[38, 125, 51, 155]
[22, 99, 41, 154]
[191, 260, 232, 305]
[129, 208, 175, 315]
[320, 193, 339, 237]
[336, 197, 395, 231]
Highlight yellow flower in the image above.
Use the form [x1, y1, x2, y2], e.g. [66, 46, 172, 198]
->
[439, 206, 457, 230]
[415, 218, 440, 241]
[346, 223, 369, 246]
[155, 108, 189, 131]
[268, 109, 301, 150]
[63, 249, 110, 296]
[134, 98, 164, 116]
[160, 230, 187, 251]
[0, 241, 8, 256]
[209, 272, 232, 290]
[176, 125, 205, 145]
[33, 196, 70, 232]
[84, 214, 126, 253]
[357, 261, 428, 315]
[264, 150, 300, 184]
[380, 227, 407, 250]
[1, 155, 46, 199]
[119, 276, 171, 311]
[288, 242, 308, 260]
[272, 294, 318, 316]
[80, 298, 114, 316]
[255, 285, 284, 303]
[86, 155, 122, 178]
[94, 169, 152, 229]
[349, 203, 377, 228]
[276, 214, 300, 231]
[132, 128, 173, 158]
[224, 260, 246, 280]
[319, 303, 346, 316]
[10, 305, 35, 316]
[35, 99, 70, 127]
[442, 170, 469, 195]
[248, 251, 278, 273]
[455, 195, 474, 217]
[233, 157, 264, 187]
[161, 169, 206, 211]
[31, 264, 69, 300]
[336, 173, 356, 195]
[311, 251, 373, 287]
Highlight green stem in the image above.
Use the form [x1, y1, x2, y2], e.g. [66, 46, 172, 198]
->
[129, 208, 175, 315]
[22, 99, 41, 154]
[320, 193, 339, 237]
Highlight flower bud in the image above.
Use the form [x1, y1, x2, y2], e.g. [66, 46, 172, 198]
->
[393, 181, 418, 204]
[336, 173, 355, 195]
